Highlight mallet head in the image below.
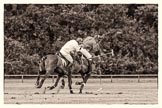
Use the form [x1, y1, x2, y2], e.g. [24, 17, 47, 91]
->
[111, 49, 114, 56]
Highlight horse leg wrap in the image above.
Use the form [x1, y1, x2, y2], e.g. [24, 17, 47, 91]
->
[36, 79, 44, 88]
[70, 89, 74, 94]
[40, 79, 44, 84]
[82, 83, 86, 86]
[60, 85, 65, 89]
[61, 79, 65, 89]
[79, 83, 85, 94]
[35, 80, 39, 86]
[49, 85, 56, 90]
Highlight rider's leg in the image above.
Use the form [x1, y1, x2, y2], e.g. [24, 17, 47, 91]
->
[62, 54, 74, 93]
[63, 54, 74, 75]
[64, 62, 73, 75]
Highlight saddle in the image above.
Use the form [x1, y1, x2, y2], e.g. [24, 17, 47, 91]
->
[56, 52, 84, 68]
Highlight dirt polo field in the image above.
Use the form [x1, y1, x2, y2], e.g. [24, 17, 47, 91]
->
[4, 77, 158, 104]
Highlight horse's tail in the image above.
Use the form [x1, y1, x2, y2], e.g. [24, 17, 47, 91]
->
[38, 55, 48, 74]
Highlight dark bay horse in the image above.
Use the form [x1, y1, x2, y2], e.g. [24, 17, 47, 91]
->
[35, 52, 92, 94]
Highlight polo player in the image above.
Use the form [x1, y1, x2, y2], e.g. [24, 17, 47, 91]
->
[60, 38, 92, 74]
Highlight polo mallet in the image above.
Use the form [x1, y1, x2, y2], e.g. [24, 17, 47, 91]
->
[96, 56, 104, 93]
[100, 49, 114, 57]
[43, 86, 61, 94]
[97, 61, 103, 93]
[111, 49, 114, 57]
[96, 49, 114, 93]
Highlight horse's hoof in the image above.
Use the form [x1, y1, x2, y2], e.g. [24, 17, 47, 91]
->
[35, 85, 41, 88]
[79, 91, 82, 94]
[75, 82, 82, 85]
[63, 75, 68, 78]
[70, 90, 74, 94]
[47, 86, 55, 90]
[60, 85, 65, 89]
[35, 82, 39, 86]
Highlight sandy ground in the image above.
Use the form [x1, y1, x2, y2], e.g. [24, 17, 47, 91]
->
[4, 77, 158, 104]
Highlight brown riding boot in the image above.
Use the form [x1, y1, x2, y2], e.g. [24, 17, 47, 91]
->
[64, 62, 73, 75]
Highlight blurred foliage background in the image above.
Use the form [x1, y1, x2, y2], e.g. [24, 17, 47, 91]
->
[4, 4, 158, 75]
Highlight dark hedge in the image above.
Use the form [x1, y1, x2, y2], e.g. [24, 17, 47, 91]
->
[4, 4, 158, 75]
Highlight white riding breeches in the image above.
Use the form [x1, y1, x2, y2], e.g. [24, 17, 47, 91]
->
[60, 51, 73, 63]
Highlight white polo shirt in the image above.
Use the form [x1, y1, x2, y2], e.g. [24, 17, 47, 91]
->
[60, 40, 80, 55]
